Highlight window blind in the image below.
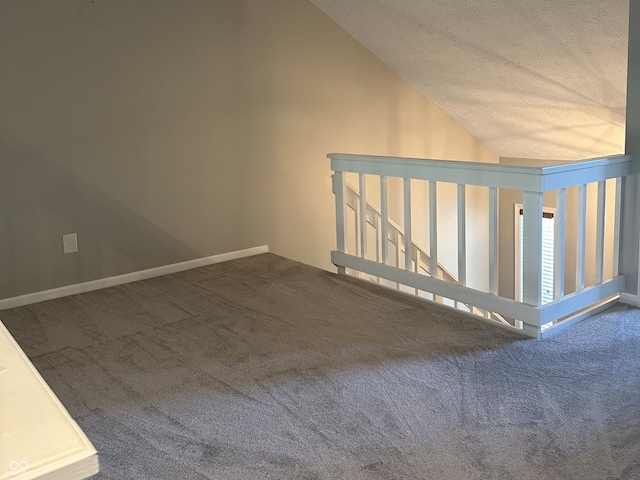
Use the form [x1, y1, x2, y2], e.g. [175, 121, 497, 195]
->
[519, 210, 555, 304]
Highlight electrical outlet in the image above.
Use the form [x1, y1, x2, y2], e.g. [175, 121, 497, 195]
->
[63, 233, 78, 254]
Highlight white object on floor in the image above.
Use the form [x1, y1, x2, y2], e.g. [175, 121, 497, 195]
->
[0, 321, 98, 480]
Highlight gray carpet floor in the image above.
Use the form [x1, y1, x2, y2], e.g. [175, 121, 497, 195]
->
[2, 253, 640, 479]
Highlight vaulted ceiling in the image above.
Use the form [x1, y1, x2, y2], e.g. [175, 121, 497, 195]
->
[309, 0, 629, 160]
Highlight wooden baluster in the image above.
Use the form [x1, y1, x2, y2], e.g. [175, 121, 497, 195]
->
[554, 189, 566, 299]
[576, 184, 587, 292]
[429, 181, 438, 279]
[458, 184, 467, 286]
[380, 176, 388, 266]
[404, 178, 412, 271]
[489, 187, 499, 295]
[359, 174, 367, 259]
[595, 180, 607, 284]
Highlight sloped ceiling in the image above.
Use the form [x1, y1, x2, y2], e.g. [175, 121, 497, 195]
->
[309, 0, 629, 160]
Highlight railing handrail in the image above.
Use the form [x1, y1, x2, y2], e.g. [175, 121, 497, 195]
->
[329, 153, 632, 192]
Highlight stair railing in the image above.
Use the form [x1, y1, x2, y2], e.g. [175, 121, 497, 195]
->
[331, 153, 632, 338]
[345, 183, 515, 328]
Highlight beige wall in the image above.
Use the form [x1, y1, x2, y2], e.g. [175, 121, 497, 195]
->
[0, 0, 497, 300]
[235, 0, 497, 289]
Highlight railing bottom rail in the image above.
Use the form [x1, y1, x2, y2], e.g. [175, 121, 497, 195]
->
[333, 250, 625, 338]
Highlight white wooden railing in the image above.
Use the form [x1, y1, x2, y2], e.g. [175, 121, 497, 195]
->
[344, 184, 513, 326]
[331, 153, 632, 338]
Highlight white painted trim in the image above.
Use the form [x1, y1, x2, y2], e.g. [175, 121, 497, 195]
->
[619, 292, 639, 306]
[329, 153, 631, 192]
[351, 274, 527, 337]
[333, 250, 541, 324]
[540, 296, 619, 339]
[0, 245, 269, 311]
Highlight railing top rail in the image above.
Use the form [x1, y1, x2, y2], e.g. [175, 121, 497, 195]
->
[329, 153, 632, 192]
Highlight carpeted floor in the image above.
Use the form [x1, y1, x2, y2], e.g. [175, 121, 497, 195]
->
[2, 253, 640, 479]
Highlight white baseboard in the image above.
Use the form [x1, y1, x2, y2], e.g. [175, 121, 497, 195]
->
[0, 245, 269, 311]
[619, 292, 638, 306]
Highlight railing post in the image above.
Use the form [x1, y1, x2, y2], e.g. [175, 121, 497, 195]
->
[523, 191, 543, 307]
[619, 175, 640, 301]
[332, 171, 346, 275]
[622, 0, 640, 303]
[613, 178, 622, 277]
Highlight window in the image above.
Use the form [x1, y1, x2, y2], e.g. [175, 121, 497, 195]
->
[514, 205, 555, 304]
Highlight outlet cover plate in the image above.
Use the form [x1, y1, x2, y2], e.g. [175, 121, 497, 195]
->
[63, 233, 78, 254]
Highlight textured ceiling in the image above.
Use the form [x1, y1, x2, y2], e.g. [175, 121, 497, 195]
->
[309, 0, 629, 160]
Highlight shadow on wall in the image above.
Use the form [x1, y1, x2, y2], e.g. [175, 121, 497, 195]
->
[0, 131, 200, 300]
